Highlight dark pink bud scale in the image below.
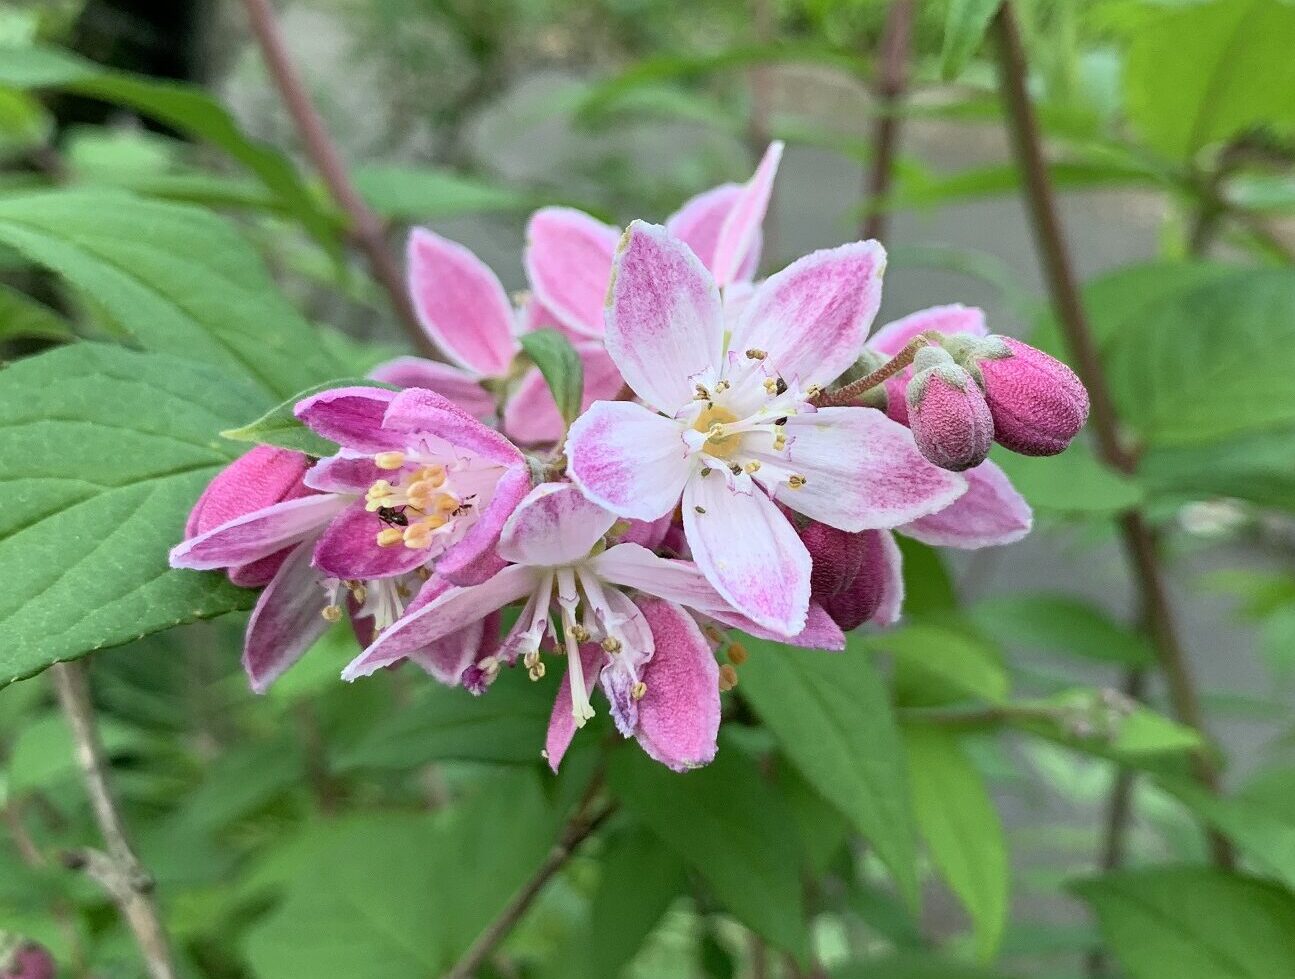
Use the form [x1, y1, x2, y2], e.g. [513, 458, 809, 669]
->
[800, 521, 892, 632]
[970, 336, 1089, 456]
[905, 348, 994, 472]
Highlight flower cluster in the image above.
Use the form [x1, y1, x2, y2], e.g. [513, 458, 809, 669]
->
[171, 144, 1088, 771]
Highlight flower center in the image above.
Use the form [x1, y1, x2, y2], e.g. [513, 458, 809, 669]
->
[693, 405, 741, 460]
[364, 463, 472, 550]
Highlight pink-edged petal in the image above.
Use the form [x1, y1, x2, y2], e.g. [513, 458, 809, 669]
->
[437, 463, 533, 587]
[565, 400, 691, 521]
[243, 542, 330, 694]
[311, 501, 432, 580]
[870, 529, 905, 626]
[591, 542, 723, 611]
[186, 445, 310, 538]
[604, 220, 725, 413]
[382, 388, 523, 468]
[770, 407, 967, 531]
[405, 579, 487, 687]
[524, 207, 619, 338]
[901, 459, 1032, 548]
[545, 643, 605, 772]
[342, 564, 539, 679]
[367, 356, 497, 422]
[868, 303, 988, 358]
[499, 483, 618, 566]
[711, 141, 783, 288]
[406, 227, 519, 377]
[294, 386, 400, 454]
[303, 454, 387, 494]
[633, 597, 720, 771]
[682, 474, 810, 636]
[708, 602, 847, 650]
[733, 240, 886, 388]
[502, 342, 624, 446]
[169, 494, 347, 570]
[666, 183, 742, 270]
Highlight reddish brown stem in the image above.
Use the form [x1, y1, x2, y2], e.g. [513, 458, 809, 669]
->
[239, 0, 435, 358]
[816, 334, 930, 407]
[862, 0, 915, 241]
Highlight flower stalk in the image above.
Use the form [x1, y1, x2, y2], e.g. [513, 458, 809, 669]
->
[814, 333, 932, 407]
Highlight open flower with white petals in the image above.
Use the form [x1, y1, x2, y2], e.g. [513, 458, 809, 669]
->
[565, 222, 969, 635]
[343, 483, 843, 771]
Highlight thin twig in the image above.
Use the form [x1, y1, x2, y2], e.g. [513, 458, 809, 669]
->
[443, 776, 616, 979]
[862, 0, 915, 241]
[990, 2, 1233, 868]
[238, 0, 435, 358]
[816, 333, 931, 407]
[50, 662, 177, 979]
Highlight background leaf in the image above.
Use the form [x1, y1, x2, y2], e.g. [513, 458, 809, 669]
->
[940, 0, 1004, 81]
[519, 329, 584, 428]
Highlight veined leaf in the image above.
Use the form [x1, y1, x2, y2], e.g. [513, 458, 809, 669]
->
[221, 378, 395, 457]
[519, 329, 583, 428]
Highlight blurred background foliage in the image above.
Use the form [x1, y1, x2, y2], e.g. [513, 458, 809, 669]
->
[1, 0, 1294, 978]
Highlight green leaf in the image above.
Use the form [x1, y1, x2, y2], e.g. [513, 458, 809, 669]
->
[0, 281, 72, 342]
[608, 738, 810, 960]
[939, 0, 1004, 81]
[1140, 429, 1295, 511]
[1072, 867, 1295, 979]
[0, 189, 346, 399]
[221, 378, 394, 457]
[7, 711, 146, 795]
[834, 953, 1018, 978]
[0, 44, 337, 248]
[989, 444, 1142, 514]
[0, 344, 262, 685]
[588, 824, 687, 978]
[519, 329, 584, 428]
[858, 623, 1009, 707]
[902, 727, 1007, 960]
[353, 163, 537, 221]
[738, 639, 920, 909]
[1124, 0, 1295, 162]
[967, 594, 1155, 667]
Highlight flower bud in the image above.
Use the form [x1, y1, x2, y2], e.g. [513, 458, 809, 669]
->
[964, 336, 1089, 456]
[905, 347, 994, 472]
[800, 522, 898, 631]
[3, 943, 55, 979]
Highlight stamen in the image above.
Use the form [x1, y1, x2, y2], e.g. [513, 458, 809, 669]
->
[601, 636, 622, 653]
[321, 604, 343, 622]
[694, 505, 706, 514]
[729, 463, 742, 476]
[719, 664, 739, 691]
[374, 451, 406, 470]
[570, 624, 591, 643]
[727, 641, 748, 665]
[523, 649, 541, 670]
[746, 348, 767, 360]
[349, 582, 368, 604]
[375, 527, 404, 547]
[631, 681, 647, 701]
[695, 383, 711, 400]
[700, 467, 713, 477]
[788, 473, 807, 489]
[714, 379, 731, 393]
[744, 461, 761, 474]
[528, 662, 546, 681]
[763, 377, 778, 395]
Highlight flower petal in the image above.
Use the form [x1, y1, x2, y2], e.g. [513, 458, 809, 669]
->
[294, 386, 400, 454]
[499, 482, 618, 567]
[867, 303, 988, 358]
[342, 564, 538, 679]
[405, 579, 488, 686]
[665, 183, 742, 270]
[243, 542, 330, 694]
[707, 601, 847, 650]
[169, 494, 346, 570]
[185, 445, 310, 537]
[604, 220, 725, 413]
[732, 239, 886, 388]
[711, 141, 783, 288]
[870, 529, 905, 626]
[592, 542, 724, 611]
[682, 473, 810, 635]
[633, 597, 720, 771]
[382, 388, 523, 468]
[565, 400, 691, 521]
[311, 500, 432, 579]
[900, 459, 1032, 548]
[406, 227, 519, 377]
[768, 407, 967, 531]
[524, 207, 619, 337]
[545, 643, 605, 772]
[502, 341, 624, 446]
[367, 356, 497, 422]
[437, 463, 533, 587]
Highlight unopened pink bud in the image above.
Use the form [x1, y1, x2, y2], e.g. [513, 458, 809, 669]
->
[800, 522, 892, 632]
[3, 944, 55, 979]
[905, 348, 994, 472]
[969, 336, 1089, 456]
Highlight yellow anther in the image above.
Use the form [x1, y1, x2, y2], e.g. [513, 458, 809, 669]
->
[773, 432, 788, 451]
[601, 636, 622, 653]
[714, 380, 731, 393]
[349, 583, 368, 605]
[806, 383, 823, 399]
[374, 451, 406, 470]
[727, 641, 748, 666]
[631, 681, 648, 701]
[414, 465, 446, 487]
[719, 663, 739, 691]
[376, 527, 404, 547]
[321, 604, 343, 622]
[570, 624, 591, 643]
[700, 467, 713, 477]
[763, 377, 778, 394]
[703, 624, 725, 643]
[694, 505, 707, 514]
[694, 383, 711, 400]
[788, 473, 807, 489]
[729, 463, 742, 476]
[746, 348, 767, 360]
[744, 460, 761, 474]
[528, 662, 547, 681]
[433, 493, 459, 513]
[523, 649, 541, 669]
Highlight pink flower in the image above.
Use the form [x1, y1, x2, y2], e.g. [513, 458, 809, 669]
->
[905, 346, 994, 472]
[564, 222, 968, 635]
[343, 483, 843, 771]
[2, 944, 55, 979]
[799, 522, 904, 632]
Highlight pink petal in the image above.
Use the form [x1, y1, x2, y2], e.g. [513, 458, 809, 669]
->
[169, 494, 347, 570]
[342, 564, 539, 679]
[707, 602, 847, 650]
[303, 454, 386, 494]
[565, 400, 691, 521]
[870, 530, 905, 626]
[901, 459, 1032, 548]
[185, 445, 310, 538]
[367, 356, 497, 422]
[591, 542, 725, 610]
[243, 542, 330, 694]
[502, 342, 625, 446]
[710, 141, 783, 288]
[382, 388, 523, 468]
[498, 483, 618, 567]
[633, 597, 720, 771]
[768, 408, 967, 531]
[666, 183, 742, 270]
[311, 500, 432, 580]
[682, 473, 810, 636]
[405, 581, 487, 687]
[868, 303, 988, 358]
[604, 221, 725, 413]
[732, 240, 886, 388]
[437, 462, 533, 587]
[524, 207, 619, 338]
[545, 643, 606, 772]
[406, 227, 519, 377]
[294, 386, 400, 454]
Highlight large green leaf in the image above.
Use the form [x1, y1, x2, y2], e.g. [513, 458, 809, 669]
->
[1072, 867, 1295, 979]
[835, 954, 1018, 978]
[1139, 429, 1295, 511]
[858, 623, 1009, 707]
[0, 189, 346, 399]
[1124, 0, 1295, 161]
[989, 444, 1142, 514]
[0, 344, 263, 687]
[968, 594, 1154, 667]
[607, 739, 810, 960]
[739, 639, 920, 908]
[587, 824, 687, 978]
[902, 727, 1007, 960]
[353, 163, 537, 221]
